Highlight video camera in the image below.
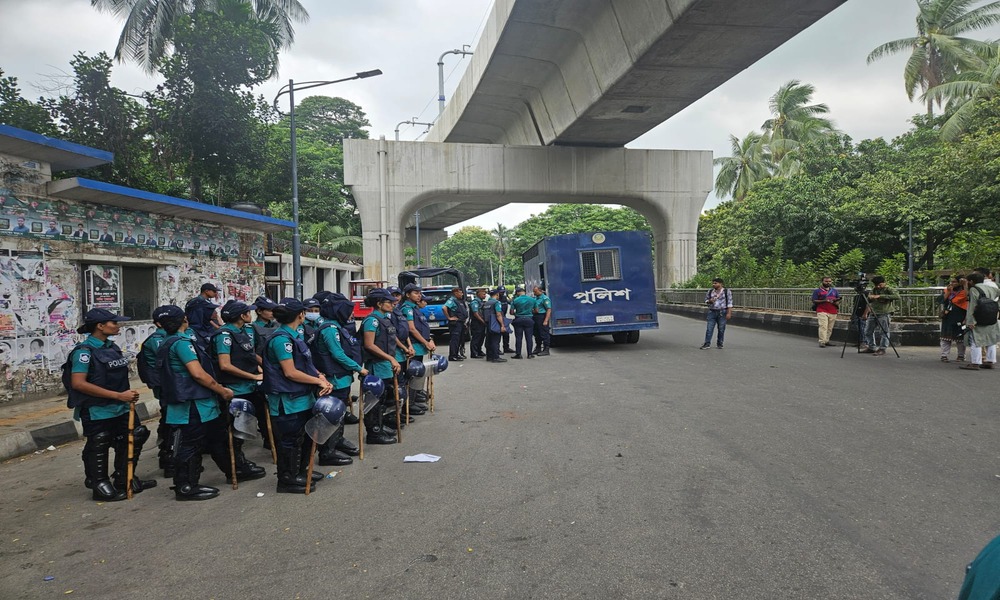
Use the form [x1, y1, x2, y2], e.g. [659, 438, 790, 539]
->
[851, 272, 869, 291]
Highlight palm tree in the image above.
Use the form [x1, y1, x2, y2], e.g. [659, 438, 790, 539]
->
[491, 223, 511, 286]
[924, 42, 1000, 139]
[867, 0, 1000, 115]
[713, 132, 771, 202]
[306, 221, 362, 256]
[91, 0, 309, 73]
[761, 80, 837, 176]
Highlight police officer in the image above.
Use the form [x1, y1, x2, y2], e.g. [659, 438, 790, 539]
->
[389, 287, 418, 427]
[308, 294, 367, 465]
[469, 287, 488, 359]
[484, 287, 508, 363]
[302, 298, 322, 337]
[185, 283, 222, 349]
[157, 306, 242, 501]
[249, 296, 278, 445]
[262, 298, 333, 493]
[63, 308, 153, 502]
[510, 287, 536, 359]
[210, 300, 267, 482]
[498, 287, 514, 354]
[401, 283, 435, 409]
[533, 285, 552, 356]
[360, 289, 400, 444]
[138, 307, 173, 478]
[442, 286, 468, 362]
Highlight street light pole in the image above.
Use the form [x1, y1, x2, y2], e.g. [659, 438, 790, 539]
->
[438, 46, 473, 115]
[274, 69, 383, 299]
[395, 118, 435, 141]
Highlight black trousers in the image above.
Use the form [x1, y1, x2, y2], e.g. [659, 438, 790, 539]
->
[486, 328, 502, 360]
[470, 321, 486, 357]
[172, 405, 228, 466]
[513, 316, 534, 356]
[533, 315, 551, 349]
[448, 320, 465, 359]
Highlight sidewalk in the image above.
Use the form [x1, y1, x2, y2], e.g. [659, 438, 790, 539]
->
[0, 385, 160, 463]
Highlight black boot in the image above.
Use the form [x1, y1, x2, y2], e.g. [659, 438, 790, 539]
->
[318, 425, 353, 466]
[275, 440, 315, 494]
[228, 437, 266, 483]
[83, 432, 126, 502]
[173, 454, 219, 501]
[300, 441, 325, 482]
[157, 419, 175, 478]
[364, 404, 397, 445]
[112, 426, 158, 494]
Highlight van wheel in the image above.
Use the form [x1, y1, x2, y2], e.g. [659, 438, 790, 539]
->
[612, 332, 628, 344]
[626, 330, 640, 344]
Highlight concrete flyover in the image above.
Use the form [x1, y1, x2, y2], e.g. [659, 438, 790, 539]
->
[344, 139, 711, 286]
[345, 0, 848, 283]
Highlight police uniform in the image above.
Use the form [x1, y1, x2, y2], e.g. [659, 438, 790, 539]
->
[498, 290, 513, 354]
[510, 290, 536, 358]
[138, 322, 171, 476]
[262, 316, 323, 493]
[483, 289, 506, 362]
[443, 293, 468, 361]
[469, 292, 487, 358]
[63, 309, 153, 501]
[401, 288, 433, 406]
[388, 292, 415, 427]
[160, 327, 233, 500]
[250, 296, 279, 444]
[533, 290, 552, 355]
[210, 307, 267, 482]
[308, 298, 364, 464]
[185, 289, 220, 348]
[361, 299, 398, 444]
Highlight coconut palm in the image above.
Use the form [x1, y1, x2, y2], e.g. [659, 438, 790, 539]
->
[867, 0, 1000, 114]
[713, 132, 771, 202]
[90, 0, 309, 73]
[307, 221, 362, 256]
[491, 223, 511, 286]
[761, 80, 837, 176]
[924, 41, 1000, 139]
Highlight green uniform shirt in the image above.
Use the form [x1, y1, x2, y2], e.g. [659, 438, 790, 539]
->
[512, 294, 535, 317]
[443, 296, 461, 317]
[362, 310, 394, 379]
[71, 335, 129, 421]
[165, 330, 221, 425]
[400, 300, 428, 356]
[265, 324, 315, 416]
[140, 328, 167, 400]
[535, 293, 552, 315]
[213, 323, 257, 396]
[315, 317, 362, 389]
[470, 297, 485, 323]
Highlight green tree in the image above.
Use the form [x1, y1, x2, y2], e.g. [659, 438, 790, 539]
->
[923, 42, 1000, 139]
[491, 223, 511, 286]
[712, 131, 771, 201]
[292, 96, 371, 144]
[866, 0, 1000, 114]
[0, 69, 58, 136]
[762, 80, 838, 176]
[91, 0, 308, 74]
[431, 226, 498, 286]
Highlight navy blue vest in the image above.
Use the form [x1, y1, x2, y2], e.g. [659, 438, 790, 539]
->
[451, 298, 469, 321]
[251, 320, 277, 355]
[137, 332, 165, 388]
[410, 305, 432, 341]
[63, 343, 130, 409]
[309, 322, 362, 378]
[363, 314, 396, 362]
[391, 307, 409, 345]
[211, 327, 258, 385]
[157, 335, 216, 404]
[262, 329, 319, 396]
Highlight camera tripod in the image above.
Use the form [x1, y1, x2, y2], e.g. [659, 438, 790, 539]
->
[840, 286, 900, 358]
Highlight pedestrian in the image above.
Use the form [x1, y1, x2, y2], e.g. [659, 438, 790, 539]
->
[360, 288, 401, 444]
[484, 287, 508, 363]
[861, 275, 899, 356]
[308, 294, 368, 465]
[209, 301, 267, 482]
[510, 287, 536, 358]
[469, 287, 487, 359]
[939, 275, 968, 363]
[261, 298, 333, 493]
[442, 286, 468, 362]
[700, 278, 732, 349]
[811, 276, 841, 347]
[185, 283, 223, 349]
[63, 308, 153, 502]
[157, 306, 238, 501]
[532, 285, 551, 356]
[960, 272, 999, 370]
[137, 307, 173, 478]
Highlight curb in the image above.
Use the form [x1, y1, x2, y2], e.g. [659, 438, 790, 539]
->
[0, 398, 161, 463]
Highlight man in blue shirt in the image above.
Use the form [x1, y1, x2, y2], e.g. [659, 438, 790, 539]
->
[211, 300, 267, 482]
[262, 298, 333, 493]
[158, 306, 237, 501]
[63, 308, 153, 502]
[11, 216, 30, 233]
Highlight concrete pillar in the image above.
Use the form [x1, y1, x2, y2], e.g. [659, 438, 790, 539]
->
[403, 227, 447, 267]
[345, 140, 712, 287]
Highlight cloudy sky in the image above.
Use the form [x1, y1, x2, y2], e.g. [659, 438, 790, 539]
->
[1, 0, 995, 232]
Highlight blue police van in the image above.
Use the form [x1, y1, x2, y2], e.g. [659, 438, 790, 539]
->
[522, 231, 658, 344]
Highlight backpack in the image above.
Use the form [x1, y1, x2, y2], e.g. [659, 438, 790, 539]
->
[973, 285, 999, 326]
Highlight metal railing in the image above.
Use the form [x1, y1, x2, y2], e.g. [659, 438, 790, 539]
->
[658, 287, 946, 321]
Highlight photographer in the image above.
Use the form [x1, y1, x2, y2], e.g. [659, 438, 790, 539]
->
[938, 275, 967, 363]
[959, 272, 999, 370]
[861, 275, 899, 356]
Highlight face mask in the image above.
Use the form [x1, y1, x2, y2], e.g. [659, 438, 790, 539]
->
[305, 312, 320, 322]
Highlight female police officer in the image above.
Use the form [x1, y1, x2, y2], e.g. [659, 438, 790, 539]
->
[360, 289, 400, 445]
[262, 298, 333, 493]
[64, 308, 154, 502]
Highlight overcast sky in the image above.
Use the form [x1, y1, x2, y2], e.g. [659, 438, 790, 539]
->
[1, 0, 995, 233]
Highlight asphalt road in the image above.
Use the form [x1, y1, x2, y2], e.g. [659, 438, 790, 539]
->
[1, 314, 996, 599]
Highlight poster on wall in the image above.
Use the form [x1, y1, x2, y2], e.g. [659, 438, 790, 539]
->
[85, 265, 121, 312]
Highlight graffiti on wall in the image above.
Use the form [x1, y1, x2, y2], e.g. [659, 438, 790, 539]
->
[0, 189, 266, 260]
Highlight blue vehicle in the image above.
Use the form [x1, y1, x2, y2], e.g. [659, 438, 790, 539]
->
[397, 267, 467, 337]
[522, 231, 658, 344]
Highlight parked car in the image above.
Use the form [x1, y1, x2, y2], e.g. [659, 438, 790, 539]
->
[397, 267, 467, 337]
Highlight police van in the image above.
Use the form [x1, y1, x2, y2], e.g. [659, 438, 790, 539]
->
[522, 230, 658, 344]
[397, 267, 467, 338]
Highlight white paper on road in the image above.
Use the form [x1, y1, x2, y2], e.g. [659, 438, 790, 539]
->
[404, 453, 441, 463]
